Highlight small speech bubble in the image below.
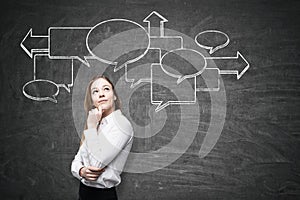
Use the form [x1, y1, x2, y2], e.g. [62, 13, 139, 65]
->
[23, 79, 59, 103]
[86, 19, 150, 71]
[49, 27, 91, 66]
[195, 30, 229, 54]
[151, 64, 196, 112]
[161, 48, 206, 84]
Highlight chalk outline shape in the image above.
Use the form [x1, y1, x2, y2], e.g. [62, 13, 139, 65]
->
[196, 68, 220, 92]
[33, 53, 74, 93]
[150, 63, 197, 112]
[125, 47, 162, 88]
[143, 11, 168, 37]
[22, 79, 59, 103]
[125, 30, 184, 88]
[144, 11, 184, 56]
[125, 35, 185, 88]
[160, 47, 207, 84]
[85, 19, 150, 71]
[20, 28, 49, 58]
[149, 36, 183, 50]
[205, 51, 250, 80]
[20, 27, 95, 67]
[48, 27, 94, 67]
[195, 30, 230, 54]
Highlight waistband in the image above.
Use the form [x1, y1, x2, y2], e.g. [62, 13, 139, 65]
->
[80, 182, 116, 191]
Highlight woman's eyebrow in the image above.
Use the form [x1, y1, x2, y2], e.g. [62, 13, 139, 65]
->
[102, 85, 111, 88]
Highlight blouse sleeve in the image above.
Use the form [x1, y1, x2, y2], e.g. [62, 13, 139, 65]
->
[70, 146, 85, 180]
[84, 116, 133, 169]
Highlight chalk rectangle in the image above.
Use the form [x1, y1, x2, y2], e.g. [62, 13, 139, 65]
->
[49, 27, 91, 58]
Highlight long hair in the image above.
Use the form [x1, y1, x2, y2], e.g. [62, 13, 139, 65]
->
[80, 75, 121, 145]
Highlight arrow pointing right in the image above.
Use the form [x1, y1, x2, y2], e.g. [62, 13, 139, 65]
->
[143, 11, 168, 37]
[205, 51, 250, 80]
[20, 28, 49, 58]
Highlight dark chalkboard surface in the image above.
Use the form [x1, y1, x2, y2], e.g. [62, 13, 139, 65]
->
[1, 0, 300, 199]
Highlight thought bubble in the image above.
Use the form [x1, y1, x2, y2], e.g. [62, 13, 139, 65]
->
[195, 30, 229, 54]
[86, 19, 150, 71]
[161, 48, 207, 84]
[23, 79, 59, 103]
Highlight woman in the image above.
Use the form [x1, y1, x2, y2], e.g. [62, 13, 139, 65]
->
[71, 75, 134, 200]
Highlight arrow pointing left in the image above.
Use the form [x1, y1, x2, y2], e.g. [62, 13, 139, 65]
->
[20, 28, 49, 58]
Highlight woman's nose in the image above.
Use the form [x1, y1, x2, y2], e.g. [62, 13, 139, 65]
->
[99, 89, 105, 97]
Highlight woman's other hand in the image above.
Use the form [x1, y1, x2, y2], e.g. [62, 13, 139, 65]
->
[79, 166, 105, 181]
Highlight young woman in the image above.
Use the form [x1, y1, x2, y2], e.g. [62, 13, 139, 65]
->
[71, 75, 134, 200]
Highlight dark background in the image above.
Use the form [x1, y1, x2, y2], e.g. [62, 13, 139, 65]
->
[1, 0, 300, 199]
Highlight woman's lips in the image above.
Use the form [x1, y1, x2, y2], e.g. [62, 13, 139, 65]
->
[98, 100, 107, 104]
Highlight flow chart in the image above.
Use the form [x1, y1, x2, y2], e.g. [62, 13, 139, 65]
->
[21, 11, 249, 109]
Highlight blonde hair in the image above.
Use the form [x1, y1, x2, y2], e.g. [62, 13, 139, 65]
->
[80, 75, 121, 145]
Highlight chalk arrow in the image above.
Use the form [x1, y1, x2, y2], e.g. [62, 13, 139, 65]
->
[205, 51, 250, 80]
[20, 28, 49, 58]
[143, 11, 168, 37]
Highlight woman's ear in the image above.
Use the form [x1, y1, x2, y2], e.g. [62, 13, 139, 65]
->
[114, 95, 117, 101]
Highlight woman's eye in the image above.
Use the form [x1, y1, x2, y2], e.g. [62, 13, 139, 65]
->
[92, 90, 98, 94]
[104, 87, 110, 91]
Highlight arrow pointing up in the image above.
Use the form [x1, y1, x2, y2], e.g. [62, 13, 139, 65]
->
[205, 51, 250, 80]
[20, 28, 49, 58]
[143, 11, 168, 37]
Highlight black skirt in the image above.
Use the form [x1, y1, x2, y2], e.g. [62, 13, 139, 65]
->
[79, 182, 118, 200]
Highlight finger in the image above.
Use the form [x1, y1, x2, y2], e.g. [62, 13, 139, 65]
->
[86, 173, 100, 178]
[89, 170, 104, 176]
[94, 109, 102, 121]
[88, 111, 97, 120]
[96, 107, 102, 116]
[97, 105, 103, 113]
[88, 166, 105, 172]
[85, 168, 92, 174]
[86, 177, 98, 181]
[92, 108, 98, 114]
[86, 174, 100, 181]
[86, 168, 103, 175]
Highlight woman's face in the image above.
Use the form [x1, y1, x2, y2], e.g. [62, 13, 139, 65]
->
[90, 78, 116, 117]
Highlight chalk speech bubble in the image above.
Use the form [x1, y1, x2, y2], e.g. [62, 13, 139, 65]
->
[125, 48, 160, 88]
[49, 27, 91, 66]
[195, 30, 229, 54]
[117, 81, 167, 139]
[86, 19, 150, 71]
[151, 64, 196, 112]
[23, 79, 59, 103]
[161, 48, 207, 84]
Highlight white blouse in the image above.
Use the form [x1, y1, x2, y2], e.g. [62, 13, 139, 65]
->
[71, 109, 134, 188]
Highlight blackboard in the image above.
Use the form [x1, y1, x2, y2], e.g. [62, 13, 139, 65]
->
[1, 0, 300, 199]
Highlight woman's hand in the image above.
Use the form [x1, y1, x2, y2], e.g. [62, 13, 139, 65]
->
[87, 106, 103, 129]
[79, 166, 106, 181]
